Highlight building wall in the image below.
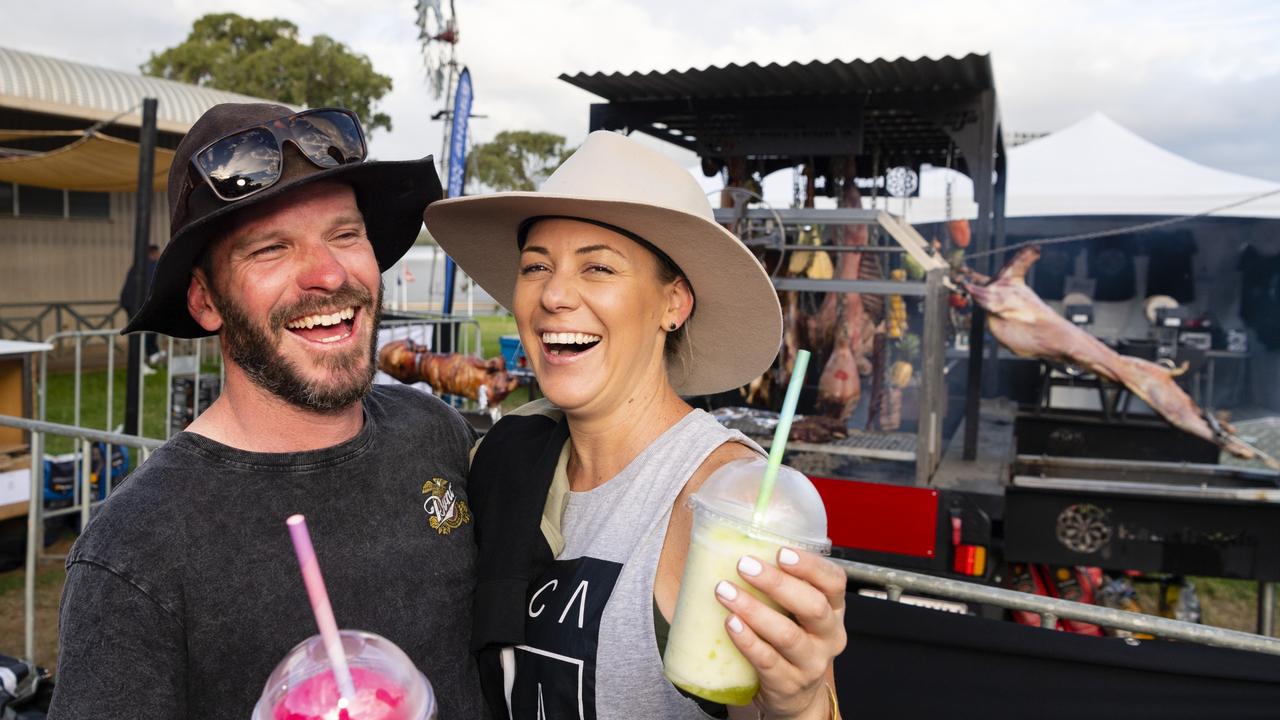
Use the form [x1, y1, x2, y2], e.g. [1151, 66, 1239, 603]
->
[0, 190, 169, 305]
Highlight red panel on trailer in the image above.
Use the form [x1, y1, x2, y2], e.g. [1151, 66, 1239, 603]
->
[810, 477, 939, 558]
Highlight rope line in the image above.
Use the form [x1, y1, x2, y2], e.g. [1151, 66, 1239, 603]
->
[84, 102, 144, 137]
[965, 186, 1280, 261]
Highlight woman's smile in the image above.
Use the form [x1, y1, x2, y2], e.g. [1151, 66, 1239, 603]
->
[538, 329, 604, 364]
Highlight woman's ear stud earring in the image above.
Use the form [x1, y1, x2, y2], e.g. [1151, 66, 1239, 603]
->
[668, 322, 678, 331]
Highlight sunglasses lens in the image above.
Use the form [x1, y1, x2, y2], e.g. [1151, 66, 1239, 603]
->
[290, 111, 366, 168]
[194, 127, 282, 200]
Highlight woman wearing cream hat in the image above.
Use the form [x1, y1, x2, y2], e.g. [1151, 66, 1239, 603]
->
[429, 131, 845, 719]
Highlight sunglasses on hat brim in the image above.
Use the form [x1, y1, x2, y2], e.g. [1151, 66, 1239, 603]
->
[189, 108, 368, 203]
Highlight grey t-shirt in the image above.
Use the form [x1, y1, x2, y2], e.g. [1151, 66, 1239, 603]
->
[502, 409, 759, 720]
[48, 384, 485, 719]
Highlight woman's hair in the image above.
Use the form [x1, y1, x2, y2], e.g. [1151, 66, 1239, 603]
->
[518, 216, 696, 358]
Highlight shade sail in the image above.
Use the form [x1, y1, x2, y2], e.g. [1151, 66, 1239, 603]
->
[0, 129, 83, 143]
[0, 130, 173, 192]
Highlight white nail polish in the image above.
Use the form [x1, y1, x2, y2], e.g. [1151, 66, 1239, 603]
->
[716, 580, 738, 601]
[779, 548, 800, 566]
[738, 555, 763, 577]
[728, 615, 744, 633]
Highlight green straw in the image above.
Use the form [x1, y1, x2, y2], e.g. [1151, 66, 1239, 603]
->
[753, 349, 810, 525]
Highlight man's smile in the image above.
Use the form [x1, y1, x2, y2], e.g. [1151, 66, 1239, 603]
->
[282, 306, 360, 345]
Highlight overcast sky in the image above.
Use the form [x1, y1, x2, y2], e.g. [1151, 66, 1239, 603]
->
[4, 0, 1280, 181]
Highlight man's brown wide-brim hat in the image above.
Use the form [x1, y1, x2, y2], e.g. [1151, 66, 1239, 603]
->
[124, 103, 442, 339]
[425, 130, 782, 397]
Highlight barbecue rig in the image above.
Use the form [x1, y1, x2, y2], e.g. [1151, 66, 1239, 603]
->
[703, 205, 1280, 634]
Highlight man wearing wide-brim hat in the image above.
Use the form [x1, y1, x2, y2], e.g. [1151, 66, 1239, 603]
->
[49, 104, 484, 719]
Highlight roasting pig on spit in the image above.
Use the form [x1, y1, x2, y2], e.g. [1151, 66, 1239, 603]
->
[379, 340, 518, 404]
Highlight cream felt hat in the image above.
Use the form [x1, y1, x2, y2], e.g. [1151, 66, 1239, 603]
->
[425, 130, 782, 396]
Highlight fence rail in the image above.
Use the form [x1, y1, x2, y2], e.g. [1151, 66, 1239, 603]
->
[0, 301, 125, 344]
[8, 433, 1280, 663]
[0, 414, 163, 661]
[836, 557, 1280, 656]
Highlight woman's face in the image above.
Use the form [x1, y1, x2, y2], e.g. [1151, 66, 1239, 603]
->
[513, 218, 689, 414]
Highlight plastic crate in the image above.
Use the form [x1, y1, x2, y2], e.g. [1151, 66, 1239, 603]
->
[499, 335, 528, 372]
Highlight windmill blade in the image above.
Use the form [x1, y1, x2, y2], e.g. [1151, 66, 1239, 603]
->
[417, 0, 444, 32]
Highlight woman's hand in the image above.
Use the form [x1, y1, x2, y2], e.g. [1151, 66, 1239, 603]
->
[715, 548, 846, 719]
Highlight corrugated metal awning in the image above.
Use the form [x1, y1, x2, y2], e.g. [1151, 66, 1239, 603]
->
[561, 55, 996, 102]
[0, 46, 287, 134]
[560, 55, 1000, 175]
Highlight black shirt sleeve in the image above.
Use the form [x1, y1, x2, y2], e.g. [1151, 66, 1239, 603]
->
[48, 561, 188, 719]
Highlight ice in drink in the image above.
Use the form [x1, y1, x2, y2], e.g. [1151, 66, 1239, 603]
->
[663, 459, 830, 705]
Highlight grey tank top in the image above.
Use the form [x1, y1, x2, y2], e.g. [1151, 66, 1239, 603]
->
[500, 409, 759, 720]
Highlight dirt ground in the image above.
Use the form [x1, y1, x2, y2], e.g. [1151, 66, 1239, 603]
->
[0, 535, 73, 670]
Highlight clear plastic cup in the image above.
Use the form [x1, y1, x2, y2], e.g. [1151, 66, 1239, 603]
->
[252, 629, 437, 720]
[662, 458, 831, 705]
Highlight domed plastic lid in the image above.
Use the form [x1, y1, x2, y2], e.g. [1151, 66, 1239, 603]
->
[252, 630, 436, 720]
[691, 458, 831, 553]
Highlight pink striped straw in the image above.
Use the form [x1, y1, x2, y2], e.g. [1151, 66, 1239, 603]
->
[286, 514, 357, 702]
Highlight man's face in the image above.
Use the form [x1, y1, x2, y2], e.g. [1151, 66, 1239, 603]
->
[191, 182, 384, 413]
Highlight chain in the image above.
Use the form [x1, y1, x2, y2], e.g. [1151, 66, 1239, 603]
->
[965, 186, 1280, 261]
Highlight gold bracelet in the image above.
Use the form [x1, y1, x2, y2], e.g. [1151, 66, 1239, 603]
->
[754, 684, 841, 720]
[826, 682, 841, 720]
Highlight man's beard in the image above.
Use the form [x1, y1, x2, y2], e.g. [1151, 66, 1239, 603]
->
[211, 280, 383, 414]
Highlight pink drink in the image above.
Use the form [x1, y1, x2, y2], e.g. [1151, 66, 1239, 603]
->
[253, 630, 436, 720]
[272, 667, 410, 720]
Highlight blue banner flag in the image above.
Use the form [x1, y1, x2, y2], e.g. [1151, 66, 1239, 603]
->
[446, 67, 473, 198]
[442, 67, 473, 316]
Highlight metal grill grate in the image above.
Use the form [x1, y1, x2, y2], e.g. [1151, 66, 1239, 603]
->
[763, 429, 918, 463]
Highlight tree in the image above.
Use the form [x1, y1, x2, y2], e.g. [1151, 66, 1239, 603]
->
[143, 13, 394, 133]
[466, 131, 575, 192]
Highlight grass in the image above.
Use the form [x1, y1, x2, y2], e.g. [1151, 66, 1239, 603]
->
[42, 366, 174, 453]
[1185, 576, 1263, 631]
[473, 312, 518, 360]
[0, 536, 74, 669]
[40, 343, 222, 454]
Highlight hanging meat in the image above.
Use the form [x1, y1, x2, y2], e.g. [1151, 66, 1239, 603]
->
[378, 340, 518, 404]
[817, 320, 861, 417]
[962, 247, 1277, 468]
[813, 169, 875, 419]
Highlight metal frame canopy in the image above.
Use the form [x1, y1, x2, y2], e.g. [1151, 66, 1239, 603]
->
[562, 55, 1008, 461]
[561, 55, 1003, 187]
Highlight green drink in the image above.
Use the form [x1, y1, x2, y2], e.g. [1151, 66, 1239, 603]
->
[662, 458, 830, 705]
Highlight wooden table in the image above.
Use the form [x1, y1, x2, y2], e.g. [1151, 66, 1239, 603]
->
[0, 340, 53, 520]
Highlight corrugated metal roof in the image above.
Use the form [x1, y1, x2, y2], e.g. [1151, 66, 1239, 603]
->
[560, 55, 999, 177]
[0, 46, 284, 134]
[560, 54, 995, 103]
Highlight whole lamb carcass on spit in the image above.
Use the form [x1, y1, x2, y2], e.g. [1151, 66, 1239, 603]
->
[962, 247, 1277, 469]
[378, 340, 518, 404]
